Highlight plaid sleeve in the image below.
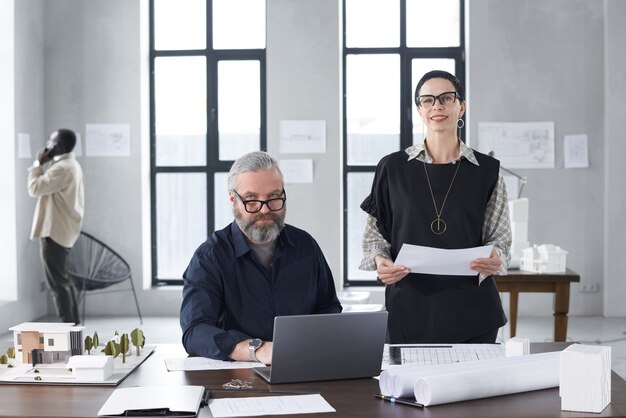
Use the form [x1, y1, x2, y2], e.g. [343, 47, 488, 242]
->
[359, 215, 391, 271]
[481, 176, 512, 277]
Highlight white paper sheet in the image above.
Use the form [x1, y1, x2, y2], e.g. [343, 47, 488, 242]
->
[85, 123, 131, 157]
[279, 159, 314, 183]
[98, 385, 204, 416]
[17, 133, 31, 158]
[164, 356, 264, 371]
[209, 394, 335, 417]
[393, 244, 492, 276]
[478, 121, 555, 169]
[279, 120, 326, 154]
[563, 134, 589, 168]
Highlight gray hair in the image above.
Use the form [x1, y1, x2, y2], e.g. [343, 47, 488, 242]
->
[227, 151, 283, 191]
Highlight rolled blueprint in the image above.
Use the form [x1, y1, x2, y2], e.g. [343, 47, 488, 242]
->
[379, 352, 559, 399]
[413, 352, 559, 406]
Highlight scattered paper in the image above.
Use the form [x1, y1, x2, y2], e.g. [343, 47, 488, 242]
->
[279, 120, 326, 154]
[209, 394, 335, 417]
[563, 134, 589, 168]
[17, 133, 31, 158]
[279, 159, 313, 183]
[164, 356, 264, 371]
[393, 244, 493, 276]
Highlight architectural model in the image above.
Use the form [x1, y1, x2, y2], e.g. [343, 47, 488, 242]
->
[520, 244, 568, 273]
[9, 322, 85, 366]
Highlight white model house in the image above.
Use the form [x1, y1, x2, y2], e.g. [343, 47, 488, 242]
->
[520, 244, 568, 273]
[9, 322, 85, 366]
[66, 355, 114, 381]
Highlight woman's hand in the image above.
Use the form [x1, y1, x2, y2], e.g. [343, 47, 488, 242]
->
[375, 255, 410, 285]
[469, 248, 501, 276]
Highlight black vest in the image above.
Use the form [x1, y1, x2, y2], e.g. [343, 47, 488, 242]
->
[361, 149, 507, 343]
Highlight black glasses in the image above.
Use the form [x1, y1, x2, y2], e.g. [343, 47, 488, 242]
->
[232, 189, 286, 213]
[416, 91, 459, 108]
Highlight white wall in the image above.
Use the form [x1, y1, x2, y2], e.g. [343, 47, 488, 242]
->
[3, 1, 625, 334]
[0, 0, 49, 332]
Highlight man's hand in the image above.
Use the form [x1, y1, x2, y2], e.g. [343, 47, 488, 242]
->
[36, 147, 53, 165]
[469, 248, 501, 276]
[230, 339, 273, 365]
[375, 255, 410, 285]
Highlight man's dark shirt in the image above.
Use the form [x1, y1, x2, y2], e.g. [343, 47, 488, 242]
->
[180, 222, 342, 360]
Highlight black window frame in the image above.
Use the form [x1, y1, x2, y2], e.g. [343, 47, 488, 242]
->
[149, 0, 267, 286]
[342, 0, 465, 287]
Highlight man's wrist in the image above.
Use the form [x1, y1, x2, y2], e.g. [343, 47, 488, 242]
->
[248, 338, 263, 362]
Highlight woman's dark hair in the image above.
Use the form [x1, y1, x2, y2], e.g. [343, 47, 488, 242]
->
[414, 70, 465, 107]
[56, 129, 77, 153]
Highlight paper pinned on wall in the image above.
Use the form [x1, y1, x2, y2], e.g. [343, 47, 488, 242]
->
[279, 159, 313, 183]
[563, 134, 589, 169]
[17, 133, 31, 159]
[478, 121, 555, 169]
[85, 123, 131, 157]
[279, 120, 326, 154]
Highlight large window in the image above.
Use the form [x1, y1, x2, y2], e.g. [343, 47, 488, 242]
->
[343, 0, 465, 285]
[150, 0, 266, 285]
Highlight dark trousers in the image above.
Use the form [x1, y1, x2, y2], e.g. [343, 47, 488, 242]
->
[40, 237, 80, 324]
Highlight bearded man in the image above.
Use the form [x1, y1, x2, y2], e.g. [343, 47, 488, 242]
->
[180, 151, 342, 364]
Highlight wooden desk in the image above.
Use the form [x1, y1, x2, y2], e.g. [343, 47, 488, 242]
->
[1, 343, 625, 417]
[495, 269, 580, 342]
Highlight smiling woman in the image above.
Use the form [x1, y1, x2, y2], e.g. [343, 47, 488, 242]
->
[359, 70, 512, 345]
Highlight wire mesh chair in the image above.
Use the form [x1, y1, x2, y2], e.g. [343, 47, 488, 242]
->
[69, 232, 143, 324]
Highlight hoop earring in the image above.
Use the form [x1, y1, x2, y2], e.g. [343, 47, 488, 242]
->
[457, 118, 465, 129]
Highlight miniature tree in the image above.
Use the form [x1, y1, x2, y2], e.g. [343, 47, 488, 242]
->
[92, 331, 99, 349]
[0, 354, 7, 364]
[130, 328, 145, 356]
[120, 333, 129, 363]
[103, 340, 119, 358]
[7, 346, 15, 359]
[84, 335, 93, 354]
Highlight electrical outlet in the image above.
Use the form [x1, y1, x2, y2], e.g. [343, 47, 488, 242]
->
[579, 283, 599, 293]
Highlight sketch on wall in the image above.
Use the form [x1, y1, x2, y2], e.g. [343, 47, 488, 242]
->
[478, 121, 555, 169]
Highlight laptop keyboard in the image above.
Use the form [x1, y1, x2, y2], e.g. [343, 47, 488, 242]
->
[387, 344, 504, 366]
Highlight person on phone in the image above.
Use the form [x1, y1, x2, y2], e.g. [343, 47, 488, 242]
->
[28, 129, 84, 324]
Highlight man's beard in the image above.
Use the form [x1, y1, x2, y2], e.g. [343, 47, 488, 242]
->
[234, 207, 285, 243]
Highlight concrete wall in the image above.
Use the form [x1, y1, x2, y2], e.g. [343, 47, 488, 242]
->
[3, 0, 624, 334]
[468, 0, 605, 316]
[604, 0, 626, 316]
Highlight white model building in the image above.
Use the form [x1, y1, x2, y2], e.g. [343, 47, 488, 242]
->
[9, 322, 85, 366]
[66, 355, 114, 381]
[520, 244, 568, 273]
[508, 198, 530, 268]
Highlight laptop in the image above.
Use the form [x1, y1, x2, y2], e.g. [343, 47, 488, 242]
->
[253, 311, 388, 384]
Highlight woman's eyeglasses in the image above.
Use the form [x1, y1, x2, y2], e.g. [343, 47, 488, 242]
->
[416, 91, 459, 108]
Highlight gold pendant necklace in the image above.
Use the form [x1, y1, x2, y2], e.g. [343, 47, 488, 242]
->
[423, 160, 461, 235]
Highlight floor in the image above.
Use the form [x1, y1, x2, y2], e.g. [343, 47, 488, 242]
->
[2, 315, 625, 379]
